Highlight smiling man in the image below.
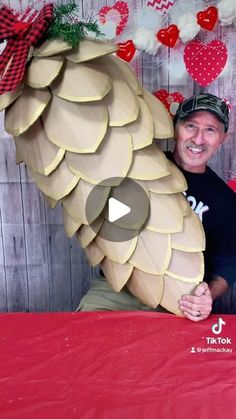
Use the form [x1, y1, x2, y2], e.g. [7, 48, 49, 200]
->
[78, 93, 236, 323]
[168, 93, 236, 321]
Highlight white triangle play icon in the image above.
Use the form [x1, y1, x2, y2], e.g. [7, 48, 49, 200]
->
[108, 197, 131, 223]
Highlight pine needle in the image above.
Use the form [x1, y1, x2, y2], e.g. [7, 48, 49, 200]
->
[47, 1, 103, 48]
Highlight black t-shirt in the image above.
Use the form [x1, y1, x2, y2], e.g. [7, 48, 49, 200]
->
[166, 152, 236, 286]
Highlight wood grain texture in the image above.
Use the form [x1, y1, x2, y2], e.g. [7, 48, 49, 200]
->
[0, 0, 235, 314]
[0, 208, 7, 311]
[21, 182, 50, 311]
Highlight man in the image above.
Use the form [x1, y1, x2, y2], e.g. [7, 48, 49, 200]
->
[172, 93, 236, 321]
[79, 93, 236, 322]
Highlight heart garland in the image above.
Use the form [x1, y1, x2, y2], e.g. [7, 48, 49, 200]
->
[156, 6, 218, 48]
[99, 0, 230, 75]
[98, 1, 234, 59]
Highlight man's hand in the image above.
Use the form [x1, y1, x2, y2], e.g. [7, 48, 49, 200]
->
[178, 282, 212, 322]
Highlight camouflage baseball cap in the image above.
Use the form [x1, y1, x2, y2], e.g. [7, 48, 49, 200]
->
[173, 93, 229, 132]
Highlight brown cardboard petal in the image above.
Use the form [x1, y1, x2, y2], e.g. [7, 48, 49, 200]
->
[105, 78, 139, 126]
[126, 97, 153, 150]
[62, 179, 110, 224]
[77, 217, 103, 248]
[43, 95, 108, 153]
[146, 159, 187, 194]
[166, 249, 204, 282]
[25, 56, 64, 88]
[161, 275, 199, 315]
[0, 85, 23, 112]
[51, 60, 112, 102]
[129, 229, 171, 275]
[177, 193, 191, 216]
[5, 86, 51, 136]
[172, 210, 206, 252]
[127, 143, 170, 181]
[127, 268, 164, 308]
[29, 159, 79, 201]
[66, 127, 132, 185]
[96, 220, 138, 264]
[84, 241, 104, 267]
[95, 55, 143, 95]
[101, 258, 133, 292]
[34, 39, 72, 57]
[62, 206, 81, 238]
[145, 192, 184, 233]
[143, 91, 174, 139]
[66, 39, 118, 63]
[15, 119, 65, 176]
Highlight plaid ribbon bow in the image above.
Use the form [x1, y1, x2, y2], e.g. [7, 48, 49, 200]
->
[0, 4, 53, 95]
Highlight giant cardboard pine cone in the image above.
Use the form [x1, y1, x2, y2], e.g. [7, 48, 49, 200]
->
[0, 38, 205, 314]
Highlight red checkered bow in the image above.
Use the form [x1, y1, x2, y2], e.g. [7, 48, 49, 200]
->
[0, 4, 54, 95]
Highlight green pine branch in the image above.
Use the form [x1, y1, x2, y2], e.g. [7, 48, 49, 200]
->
[47, 1, 103, 48]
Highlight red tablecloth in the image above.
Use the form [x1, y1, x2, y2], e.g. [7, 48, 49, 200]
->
[0, 312, 235, 418]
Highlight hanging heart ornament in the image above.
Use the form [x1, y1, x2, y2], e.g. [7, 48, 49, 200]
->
[116, 40, 136, 62]
[154, 89, 184, 116]
[184, 40, 228, 87]
[99, 1, 129, 36]
[157, 24, 179, 48]
[197, 6, 218, 31]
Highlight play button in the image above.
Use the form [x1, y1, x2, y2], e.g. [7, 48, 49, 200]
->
[108, 198, 131, 222]
[85, 177, 150, 242]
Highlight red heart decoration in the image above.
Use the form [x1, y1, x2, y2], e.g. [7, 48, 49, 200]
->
[116, 40, 136, 62]
[197, 6, 218, 31]
[99, 1, 129, 36]
[157, 24, 179, 48]
[154, 89, 184, 115]
[154, 89, 169, 102]
[184, 40, 228, 87]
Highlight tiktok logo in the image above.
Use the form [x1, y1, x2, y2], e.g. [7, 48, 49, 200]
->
[211, 318, 226, 335]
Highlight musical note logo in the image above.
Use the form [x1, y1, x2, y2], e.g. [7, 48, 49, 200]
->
[211, 318, 226, 335]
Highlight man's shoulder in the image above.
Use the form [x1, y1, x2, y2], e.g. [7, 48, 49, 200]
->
[164, 151, 236, 207]
[206, 166, 236, 199]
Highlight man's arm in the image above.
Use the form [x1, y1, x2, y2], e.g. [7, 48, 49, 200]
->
[208, 275, 229, 300]
[178, 276, 229, 322]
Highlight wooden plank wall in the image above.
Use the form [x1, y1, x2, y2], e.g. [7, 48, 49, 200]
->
[0, 0, 235, 312]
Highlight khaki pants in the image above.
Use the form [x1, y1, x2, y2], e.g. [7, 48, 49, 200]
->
[77, 278, 170, 313]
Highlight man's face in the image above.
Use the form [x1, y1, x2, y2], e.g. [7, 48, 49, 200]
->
[174, 111, 227, 173]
